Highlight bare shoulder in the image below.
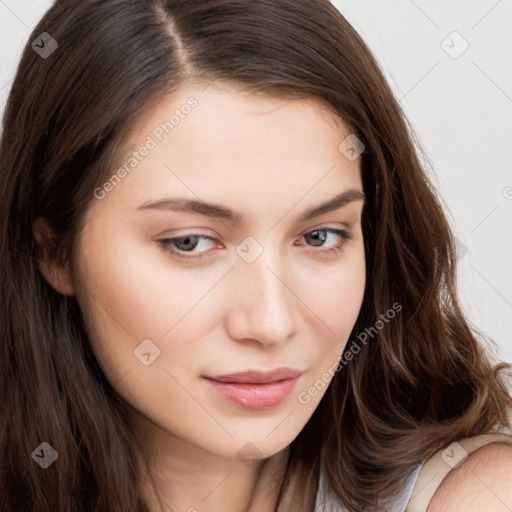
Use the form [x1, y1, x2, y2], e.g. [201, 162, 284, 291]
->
[427, 443, 512, 512]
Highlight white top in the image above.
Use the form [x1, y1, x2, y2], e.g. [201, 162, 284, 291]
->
[314, 462, 423, 511]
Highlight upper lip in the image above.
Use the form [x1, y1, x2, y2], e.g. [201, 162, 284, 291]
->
[204, 367, 304, 384]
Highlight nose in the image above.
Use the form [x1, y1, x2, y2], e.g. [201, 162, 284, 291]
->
[224, 246, 299, 347]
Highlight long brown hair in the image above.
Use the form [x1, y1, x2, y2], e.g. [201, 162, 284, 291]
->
[1, 1, 510, 510]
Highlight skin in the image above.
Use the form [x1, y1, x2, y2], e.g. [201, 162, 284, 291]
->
[34, 81, 367, 511]
[427, 444, 512, 512]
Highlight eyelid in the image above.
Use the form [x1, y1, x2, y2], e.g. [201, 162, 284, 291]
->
[159, 222, 351, 241]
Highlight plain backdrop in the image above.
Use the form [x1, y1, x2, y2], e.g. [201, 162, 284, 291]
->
[1, 1, 511, 365]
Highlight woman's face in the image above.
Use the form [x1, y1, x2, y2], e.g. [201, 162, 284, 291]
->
[70, 82, 366, 462]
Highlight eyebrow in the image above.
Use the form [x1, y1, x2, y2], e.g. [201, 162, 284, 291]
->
[136, 189, 365, 224]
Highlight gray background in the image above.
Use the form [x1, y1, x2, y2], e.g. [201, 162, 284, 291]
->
[1, 0, 511, 363]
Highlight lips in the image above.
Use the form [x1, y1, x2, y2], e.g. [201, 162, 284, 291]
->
[202, 367, 304, 410]
[205, 367, 304, 384]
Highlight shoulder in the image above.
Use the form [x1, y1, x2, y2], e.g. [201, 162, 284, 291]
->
[427, 443, 512, 511]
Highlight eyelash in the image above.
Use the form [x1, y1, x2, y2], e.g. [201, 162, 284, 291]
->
[156, 228, 352, 261]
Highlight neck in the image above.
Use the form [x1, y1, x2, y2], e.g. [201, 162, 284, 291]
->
[132, 414, 291, 512]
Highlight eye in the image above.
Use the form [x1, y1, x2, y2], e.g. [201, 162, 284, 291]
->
[157, 234, 216, 260]
[297, 228, 352, 257]
[156, 228, 352, 261]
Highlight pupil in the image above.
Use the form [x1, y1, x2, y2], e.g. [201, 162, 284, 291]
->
[179, 236, 198, 250]
[308, 230, 326, 247]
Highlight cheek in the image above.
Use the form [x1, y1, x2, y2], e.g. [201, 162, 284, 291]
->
[305, 244, 366, 366]
[293, 248, 365, 409]
[306, 244, 366, 334]
[76, 228, 195, 333]
[73, 231, 164, 375]
[73, 230, 227, 384]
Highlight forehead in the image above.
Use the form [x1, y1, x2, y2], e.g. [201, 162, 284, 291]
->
[127, 80, 350, 139]
[119, 80, 355, 167]
[88, 81, 363, 222]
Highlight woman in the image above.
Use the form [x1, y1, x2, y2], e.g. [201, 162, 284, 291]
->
[1, 1, 511, 511]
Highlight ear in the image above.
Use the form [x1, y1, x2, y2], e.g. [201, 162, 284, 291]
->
[32, 217, 75, 296]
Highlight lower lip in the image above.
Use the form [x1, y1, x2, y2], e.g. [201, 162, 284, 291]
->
[203, 376, 301, 410]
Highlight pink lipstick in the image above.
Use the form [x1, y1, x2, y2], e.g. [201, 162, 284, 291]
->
[203, 368, 303, 410]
